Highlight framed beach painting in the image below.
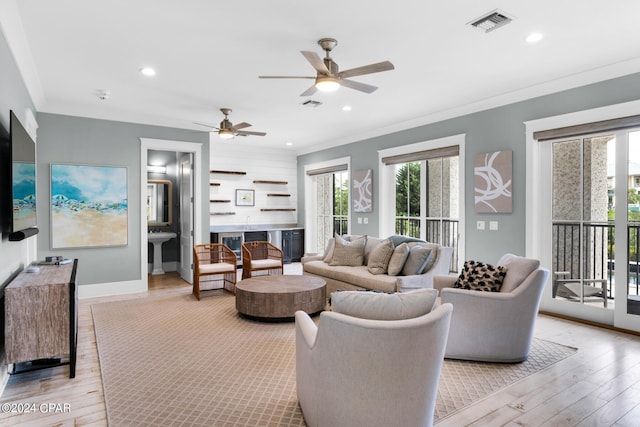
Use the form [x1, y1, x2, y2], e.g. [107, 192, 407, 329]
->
[51, 164, 128, 248]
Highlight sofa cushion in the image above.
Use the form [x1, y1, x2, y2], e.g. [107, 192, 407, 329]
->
[387, 243, 410, 276]
[330, 234, 367, 267]
[367, 239, 394, 275]
[331, 288, 438, 320]
[497, 253, 540, 293]
[454, 260, 507, 292]
[304, 262, 398, 293]
[402, 245, 433, 276]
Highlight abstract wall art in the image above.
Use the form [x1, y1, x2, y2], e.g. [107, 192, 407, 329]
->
[474, 150, 512, 213]
[353, 169, 373, 213]
[51, 163, 128, 248]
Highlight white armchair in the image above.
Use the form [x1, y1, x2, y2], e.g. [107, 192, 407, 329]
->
[295, 303, 453, 427]
[434, 253, 549, 363]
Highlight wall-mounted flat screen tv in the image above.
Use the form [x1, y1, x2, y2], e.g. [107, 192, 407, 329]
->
[0, 110, 38, 238]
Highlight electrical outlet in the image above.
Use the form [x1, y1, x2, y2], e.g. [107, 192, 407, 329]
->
[477, 221, 485, 230]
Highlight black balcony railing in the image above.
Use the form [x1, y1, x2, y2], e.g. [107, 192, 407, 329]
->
[552, 221, 640, 301]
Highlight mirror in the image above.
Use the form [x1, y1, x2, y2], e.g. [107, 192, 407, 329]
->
[147, 179, 172, 225]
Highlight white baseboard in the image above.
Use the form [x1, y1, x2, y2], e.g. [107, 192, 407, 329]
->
[78, 279, 147, 299]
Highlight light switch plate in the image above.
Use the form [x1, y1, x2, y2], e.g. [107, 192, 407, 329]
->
[477, 220, 485, 230]
[357, 217, 362, 224]
[489, 221, 499, 231]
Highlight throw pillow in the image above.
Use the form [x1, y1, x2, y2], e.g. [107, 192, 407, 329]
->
[367, 239, 395, 275]
[387, 243, 410, 276]
[330, 288, 439, 320]
[401, 245, 433, 276]
[454, 260, 508, 292]
[496, 253, 540, 293]
[330, 234, 367, 267]
[322, 237, 335, 263]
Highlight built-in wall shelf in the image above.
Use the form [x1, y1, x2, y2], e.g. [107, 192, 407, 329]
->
[210, 199, 231, 203]
[211, 170, 246, 175]
[267, 193, 291, 197]
[253, 180, 287, 185]
[260, 208, 296, 212]
[211, 212, 236, 216]
[210, 183, 221, 186]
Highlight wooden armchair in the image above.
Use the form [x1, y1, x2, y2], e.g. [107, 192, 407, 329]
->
[241, 241, 284, 279]
[193, 243, 237, 299]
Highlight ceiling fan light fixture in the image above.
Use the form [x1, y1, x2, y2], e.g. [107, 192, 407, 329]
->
[315, 76, 340, 92]
[218, 129, 234, 140]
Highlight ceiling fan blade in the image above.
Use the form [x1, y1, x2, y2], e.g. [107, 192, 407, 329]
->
[237, 130, 267, 137]
[301, 51, 330, 75]
[259, 75, 315, 79]
[300, 84, 318, 97]
[232, 122, 252, 130]
[339, 78, 378, 94]
[193, 121, 219, 129]
[337, 61, 395, 79]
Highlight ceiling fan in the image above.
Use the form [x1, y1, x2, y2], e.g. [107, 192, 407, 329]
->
[194, 108, 266, 139]
[259, 38, 394, 96]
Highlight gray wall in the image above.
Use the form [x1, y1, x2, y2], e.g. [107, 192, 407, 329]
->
[0, 27, 37, 287]
[297, 72, 640, 263]
[36, 113, 209, 286]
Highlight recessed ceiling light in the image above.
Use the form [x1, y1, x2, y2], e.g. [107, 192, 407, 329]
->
[286, 142, 293, 146]
[342, 105, 352, 112]
[140, 67, 156, 77]
[526, 33, 544, 43]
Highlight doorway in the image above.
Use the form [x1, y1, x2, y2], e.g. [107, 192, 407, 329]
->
[140, 138, 203, 290]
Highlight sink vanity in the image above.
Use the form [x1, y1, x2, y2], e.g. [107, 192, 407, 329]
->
[147, 179, 175, 275]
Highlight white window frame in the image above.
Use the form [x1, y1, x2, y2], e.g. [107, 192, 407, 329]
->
[303, 156, 351, 255]
[378, 134, 466, 270]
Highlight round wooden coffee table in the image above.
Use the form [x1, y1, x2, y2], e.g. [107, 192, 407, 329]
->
[235, 275, 326, 320]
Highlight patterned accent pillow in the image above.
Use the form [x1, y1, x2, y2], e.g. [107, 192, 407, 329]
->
[454, 260, 508, 292]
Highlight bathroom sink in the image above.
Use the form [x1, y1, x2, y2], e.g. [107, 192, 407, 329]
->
[148, 231, 177, 244]
[148, 232, 177, 275]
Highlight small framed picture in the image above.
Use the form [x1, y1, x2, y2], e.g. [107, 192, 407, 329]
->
[236, 189, 255, 206]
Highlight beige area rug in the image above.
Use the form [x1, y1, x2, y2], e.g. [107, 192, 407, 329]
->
[92, 292, 577, 426]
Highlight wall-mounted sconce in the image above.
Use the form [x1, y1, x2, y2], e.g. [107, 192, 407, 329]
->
[147, 165, 167, 173]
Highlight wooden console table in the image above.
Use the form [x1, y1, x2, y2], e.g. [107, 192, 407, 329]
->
[4, 260, 78, 378]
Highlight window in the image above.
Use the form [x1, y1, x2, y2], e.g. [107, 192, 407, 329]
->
[379, 134, 465, 272]
[304, 157, 350, 254]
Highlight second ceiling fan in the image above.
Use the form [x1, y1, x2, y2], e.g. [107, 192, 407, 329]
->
[194, 108, 266, 140]
[259, 38, 394, 96]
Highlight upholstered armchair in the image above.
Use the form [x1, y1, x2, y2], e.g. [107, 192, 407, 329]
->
[434, 253, 549, 363]
[295, 302, 453, 427]
[193, 243, 237, 299]
[241, 241, 284, 279]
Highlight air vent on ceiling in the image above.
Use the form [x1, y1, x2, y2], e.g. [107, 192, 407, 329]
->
[301, 100, 322, 108]
[468, 9, 513, 33]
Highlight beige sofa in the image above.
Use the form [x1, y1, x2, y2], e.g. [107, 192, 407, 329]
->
[302, 235, 454, 294]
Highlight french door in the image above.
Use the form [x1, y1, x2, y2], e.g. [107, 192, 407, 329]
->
[547, 128, 640, 330]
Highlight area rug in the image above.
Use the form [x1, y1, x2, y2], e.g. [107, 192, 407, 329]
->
[92, 292, 577, 426]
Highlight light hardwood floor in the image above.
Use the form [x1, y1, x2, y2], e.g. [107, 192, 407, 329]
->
[1, 265, 639, 426]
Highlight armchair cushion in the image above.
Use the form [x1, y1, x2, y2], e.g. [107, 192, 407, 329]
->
[401, 245, 434, 276]
[454, 260, 507, 292]
[330, 288, 438, 320]
[497, 253, 540, 293]
[330, 234, 367, 267]
[387, 243, 410, 276]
